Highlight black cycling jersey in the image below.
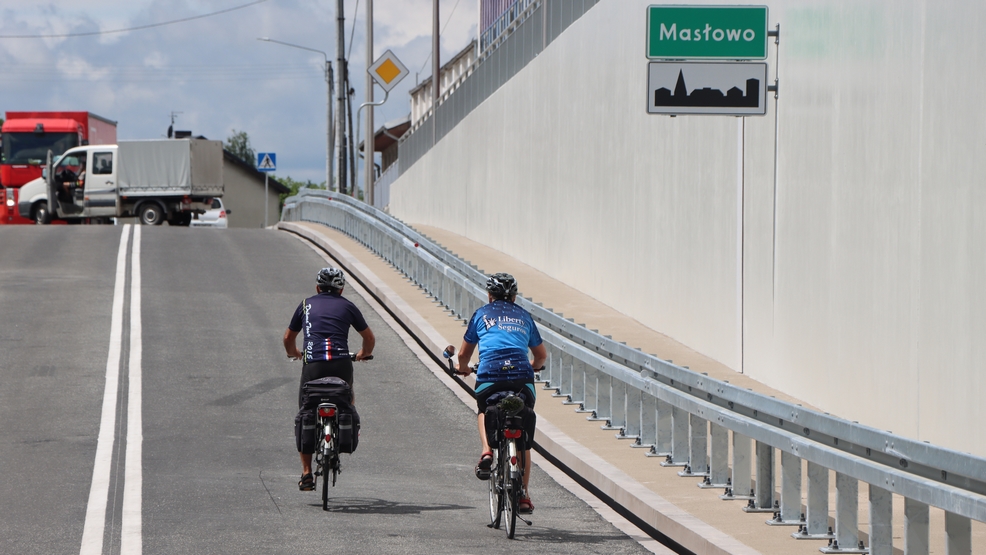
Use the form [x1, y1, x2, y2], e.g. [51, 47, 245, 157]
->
[288, 291, 368, 364]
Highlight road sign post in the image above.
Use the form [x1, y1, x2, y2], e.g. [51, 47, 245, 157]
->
[364, 50, 409, 205]
[257, 153, 276, 227]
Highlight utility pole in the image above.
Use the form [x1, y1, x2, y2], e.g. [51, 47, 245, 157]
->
[365, 0, 374, 206]
[257, 38, 333, 191]
[432, 0, 440, 109]
[326, 61, 334, 189]
[336, 0, 348, 194]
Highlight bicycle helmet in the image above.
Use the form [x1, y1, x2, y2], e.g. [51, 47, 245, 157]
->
[316, 267, 346, 292]
[486, 272, 518, 300]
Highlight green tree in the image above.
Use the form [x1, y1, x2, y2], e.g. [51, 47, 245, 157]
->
[224, 129, 255, 164]
[276, 175, 325, 210]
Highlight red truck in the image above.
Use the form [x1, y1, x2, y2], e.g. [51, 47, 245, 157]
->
[1, 111, 117, 224]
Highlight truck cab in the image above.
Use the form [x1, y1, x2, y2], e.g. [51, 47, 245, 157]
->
[19, 145, 119, 224]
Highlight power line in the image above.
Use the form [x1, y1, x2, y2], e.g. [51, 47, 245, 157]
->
[0, 0, 270, 39]
[417, 0, 462, 74]
[347, 0, 361, 61]
[0, 62, 324, 83]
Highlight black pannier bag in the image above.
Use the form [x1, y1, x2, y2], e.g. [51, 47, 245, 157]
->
[483, 390, 535, 451]
[295, 409, 317, 454]
[296, 376, 360, 454]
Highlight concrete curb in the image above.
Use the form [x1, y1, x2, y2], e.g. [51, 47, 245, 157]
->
[277, 221, 762, 555]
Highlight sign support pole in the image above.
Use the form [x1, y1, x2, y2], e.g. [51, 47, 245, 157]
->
[264, 173, 269, 228]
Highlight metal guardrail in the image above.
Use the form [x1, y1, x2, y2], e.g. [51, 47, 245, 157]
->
[283, 189, 986, 554]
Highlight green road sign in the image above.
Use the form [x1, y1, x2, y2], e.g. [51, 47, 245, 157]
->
[647, 5, 768, 60]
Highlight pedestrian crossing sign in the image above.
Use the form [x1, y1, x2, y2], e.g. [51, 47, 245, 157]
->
[257, 152, 276, 172]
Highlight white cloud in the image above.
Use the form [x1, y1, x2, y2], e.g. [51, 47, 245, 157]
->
[0, 0, 479, 185]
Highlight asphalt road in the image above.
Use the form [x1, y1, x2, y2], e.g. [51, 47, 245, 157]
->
[0, 225, 651, 555]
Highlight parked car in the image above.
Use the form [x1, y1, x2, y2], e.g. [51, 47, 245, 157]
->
[189, 197, 230, 228]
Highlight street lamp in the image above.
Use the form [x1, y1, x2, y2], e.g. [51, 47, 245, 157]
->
[257, 37, 334, 191]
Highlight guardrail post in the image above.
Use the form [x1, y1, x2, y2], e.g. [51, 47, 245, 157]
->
[438, 273, 449, 310]
[679, 413, 709, 477]
[552, 350, 573, 400]
[604, 378, 626, 431]
[647, 398, 673, 458]
[905, 498, 929, 555]
[793, 460, 833, 539]
[819, 472, 865, 553]
[766, 450, 803, 526]
[743, 442, 775, 512]
[587, 372, 611, 423]
[722, 432, 754, 500]
[945, 511, 971, 555]
[566, 357, 586, 407]
[541, 343, 561, 387]
[619, 387, 642, 440]
[660, 405, 689, 467]
[633, 393, 657, 450]
[868, 485, 892, 555]
[575, 364, 595, 414]
[699, 421, 729, 488]
[452, 281, 464, 320]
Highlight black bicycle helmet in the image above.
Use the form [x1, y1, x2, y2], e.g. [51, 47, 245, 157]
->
[316, 267, 346, 291]
[486, 272, 518, 300]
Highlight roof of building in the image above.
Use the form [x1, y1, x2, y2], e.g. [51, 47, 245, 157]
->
[360, 115, 412, 153]
[222, 149, 290, 194]
[408, 40, 477, 96]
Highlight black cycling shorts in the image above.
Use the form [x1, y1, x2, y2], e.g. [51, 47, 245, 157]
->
[477, 380, 537, 450]
[476, 380, 537, 413]
[299, 359, 354, 408]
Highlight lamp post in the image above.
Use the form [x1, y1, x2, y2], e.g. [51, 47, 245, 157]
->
[365, 0, 374, 206]
[257, 37, 333, 190]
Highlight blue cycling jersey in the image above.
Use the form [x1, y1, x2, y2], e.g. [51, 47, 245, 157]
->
[464, 300, 543, 383]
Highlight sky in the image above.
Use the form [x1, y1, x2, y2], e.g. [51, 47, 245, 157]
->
[0, 0, 479, 188]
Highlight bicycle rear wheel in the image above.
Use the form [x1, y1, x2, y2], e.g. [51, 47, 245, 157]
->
[321, 460, 330, 510]
[503, 441, 519, 538]
[488, 449, 503, 527]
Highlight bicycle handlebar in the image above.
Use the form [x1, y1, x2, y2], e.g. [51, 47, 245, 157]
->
[442, 345, 543, 375]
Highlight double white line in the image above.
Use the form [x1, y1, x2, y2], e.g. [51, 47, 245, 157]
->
[80, 225, 143, 555]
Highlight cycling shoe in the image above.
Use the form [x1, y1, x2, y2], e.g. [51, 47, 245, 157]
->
[475, 452, 493, 480]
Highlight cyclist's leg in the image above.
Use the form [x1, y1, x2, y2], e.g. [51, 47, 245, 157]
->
[521, 381, 537, 495]
[477, 413, 491, 454]
[475, 382, 497, 454]
[301, 453, 313, 476]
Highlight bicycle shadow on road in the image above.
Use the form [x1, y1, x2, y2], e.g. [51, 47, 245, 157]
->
[508, 527, 639, 545]
[312, 497, 473, 515]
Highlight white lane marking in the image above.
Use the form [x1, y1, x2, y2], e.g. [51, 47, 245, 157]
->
[121, 225, 142, 554]
[80, 225, 131, 555]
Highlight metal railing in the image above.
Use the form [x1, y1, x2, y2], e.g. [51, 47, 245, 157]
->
[398, 0, 601, 175]
[282, 189, 986, 554]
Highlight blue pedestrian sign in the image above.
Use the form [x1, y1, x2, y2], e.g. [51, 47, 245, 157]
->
[257, 152, 276, 172]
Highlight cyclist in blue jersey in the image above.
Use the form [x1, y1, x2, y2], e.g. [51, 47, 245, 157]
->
[283, 267, 375, 490]
[454, 273, 547, 513]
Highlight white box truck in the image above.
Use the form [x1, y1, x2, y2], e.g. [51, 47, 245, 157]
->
[18, 138, 223, 225]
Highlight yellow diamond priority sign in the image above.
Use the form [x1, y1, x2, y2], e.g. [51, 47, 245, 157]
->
[368, 49, 408, 92]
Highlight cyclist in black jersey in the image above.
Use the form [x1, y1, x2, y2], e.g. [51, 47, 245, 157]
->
[283, 267, 375, 490]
